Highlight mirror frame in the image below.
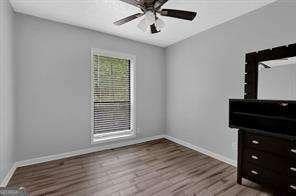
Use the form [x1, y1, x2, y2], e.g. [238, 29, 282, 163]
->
[245, 43, 296, 99]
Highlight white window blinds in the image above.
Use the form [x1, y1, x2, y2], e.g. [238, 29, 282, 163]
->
[92, 55, 131, 135]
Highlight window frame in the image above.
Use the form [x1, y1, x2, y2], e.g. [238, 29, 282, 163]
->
[90, 48, 136, 144]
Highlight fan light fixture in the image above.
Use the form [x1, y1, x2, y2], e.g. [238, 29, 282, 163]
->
[114, 0, 197, 34]
[137, 11, 165, 32]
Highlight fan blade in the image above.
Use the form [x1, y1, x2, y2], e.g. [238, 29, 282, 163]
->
[119, 0, 145, 9]
[154, 0, 169, 9]
[114, 13, 144, 25]
[150, 24, 160, 34]
[160, 9, 197, 21]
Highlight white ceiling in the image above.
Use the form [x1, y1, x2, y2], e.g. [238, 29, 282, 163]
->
[10, 0, 277, 47]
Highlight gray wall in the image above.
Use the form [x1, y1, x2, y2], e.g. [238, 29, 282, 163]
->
[0, 0, 15, 183]
[14, 13, 166, 161]
[7, 0, 296, 167]
[166, 0, 296, 162]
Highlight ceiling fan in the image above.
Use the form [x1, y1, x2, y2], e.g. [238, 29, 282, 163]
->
[114, 0, 197, 34]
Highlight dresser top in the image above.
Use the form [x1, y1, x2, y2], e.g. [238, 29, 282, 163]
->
[230, 99, 296, 103]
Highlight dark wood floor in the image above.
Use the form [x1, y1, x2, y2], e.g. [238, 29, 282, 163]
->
[8, 139, 273, 196]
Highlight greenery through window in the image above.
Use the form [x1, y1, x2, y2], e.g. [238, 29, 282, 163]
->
[92, 55, 131, 135]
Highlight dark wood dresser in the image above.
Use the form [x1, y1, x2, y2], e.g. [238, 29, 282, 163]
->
[229, 99, 296, 194]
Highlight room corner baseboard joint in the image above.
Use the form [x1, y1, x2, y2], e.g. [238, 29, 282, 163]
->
[0, 164, 17, 187]
[164, 135, 237, 167]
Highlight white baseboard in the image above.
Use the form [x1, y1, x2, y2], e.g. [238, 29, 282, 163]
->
[0, 163, 17, 187]
[1, 134, 237, 187]
[164, 135, 237, 167]
[0, 134, 165, 187]
[15, 134, 166, 168]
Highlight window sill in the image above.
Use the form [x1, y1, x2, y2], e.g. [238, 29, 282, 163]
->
[91, 130, 136, 144]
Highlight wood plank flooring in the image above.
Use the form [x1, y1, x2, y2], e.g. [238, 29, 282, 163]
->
[8, 139, 273, 196]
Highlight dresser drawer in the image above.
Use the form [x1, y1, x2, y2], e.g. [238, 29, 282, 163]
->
[244, 132, 290, 156]
[243, 162, 286, 188]
[244, 148, 287, 173]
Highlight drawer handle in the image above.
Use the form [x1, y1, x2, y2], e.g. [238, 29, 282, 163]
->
[251, 155, 259, 160]
[290, 185, 296, 190]
[290, 167, 296, 172]
[252, 140, 259, 145]
[291, 149, 296, 154]
[280, 103, 288, 107]
[251, 170, 258, 175]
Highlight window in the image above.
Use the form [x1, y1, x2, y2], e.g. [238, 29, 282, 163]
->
[91, 49, 135, 143]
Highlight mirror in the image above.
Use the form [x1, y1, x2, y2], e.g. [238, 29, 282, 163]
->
[258, 56, 296, 100]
